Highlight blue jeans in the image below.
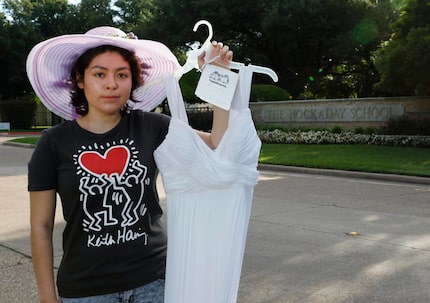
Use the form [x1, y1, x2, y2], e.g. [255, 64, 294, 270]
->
[59, 279, 164, 303]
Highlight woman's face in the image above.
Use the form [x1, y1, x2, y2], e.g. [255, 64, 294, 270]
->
[78, 51, 132, 117]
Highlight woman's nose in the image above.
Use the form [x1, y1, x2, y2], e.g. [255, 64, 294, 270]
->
[105, 75, 118, 90]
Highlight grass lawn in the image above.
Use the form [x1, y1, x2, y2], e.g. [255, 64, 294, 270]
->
[9, 137, 40, 145]
[260, 144, 430, 177]
[8, 137, 430, 178]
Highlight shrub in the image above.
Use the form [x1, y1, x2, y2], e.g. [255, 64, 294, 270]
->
[331, 126, 343, 134]
[365, 127, 377, 135]
[257, 129, 430, 147]
[251, 84, 290, 102]
[380, 115, 430, 135]
[354, 127, 364, 134]
[180, 70, 201, 104]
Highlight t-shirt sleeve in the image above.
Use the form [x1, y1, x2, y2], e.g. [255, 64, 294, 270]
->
[130, 110, 170, 148]
[153, 113, 171, 147]
[28, 131, 57, 191]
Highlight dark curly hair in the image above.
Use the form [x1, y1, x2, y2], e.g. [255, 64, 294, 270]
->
[69, 45, 144, 116]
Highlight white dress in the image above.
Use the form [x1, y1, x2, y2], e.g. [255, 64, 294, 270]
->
[154, 66, 261, 303]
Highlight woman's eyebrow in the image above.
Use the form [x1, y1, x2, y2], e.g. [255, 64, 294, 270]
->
[90, 65, 131, 71]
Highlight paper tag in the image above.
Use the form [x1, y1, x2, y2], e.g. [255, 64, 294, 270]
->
[195, 64, 239, 110]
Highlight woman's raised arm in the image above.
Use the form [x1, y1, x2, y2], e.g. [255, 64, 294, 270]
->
[195, 41, 233, 150]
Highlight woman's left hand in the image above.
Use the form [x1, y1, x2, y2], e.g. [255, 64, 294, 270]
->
[197, 41, 233, 70]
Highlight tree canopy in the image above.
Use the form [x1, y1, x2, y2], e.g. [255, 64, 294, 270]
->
[374, 0, 430, 96]
[1, 0, 428, 102]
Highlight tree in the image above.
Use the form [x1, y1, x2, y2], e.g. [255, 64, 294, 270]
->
[76, 0, 116, 31]
[258, 0, 398, 99]
[0, 4, 43, 99]
[141, 0, 395, 99]
[0, 0, 408, 101]
[113, 0, 157, 33]
[0, 0, 80, 99]
[2, 0, 82, 36]
[0, 0, 116, 100]
[374, 0, 430, 96]
[29, 0, 72, 37]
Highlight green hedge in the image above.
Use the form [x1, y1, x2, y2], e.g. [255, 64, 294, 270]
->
[251, 84, 290, 102]
[380, 115, 430, 135]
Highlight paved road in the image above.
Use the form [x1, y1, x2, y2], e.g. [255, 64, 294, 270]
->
[1, 136, 430, 303]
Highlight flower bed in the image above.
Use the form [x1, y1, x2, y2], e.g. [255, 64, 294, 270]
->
[257, 129, 430, 147]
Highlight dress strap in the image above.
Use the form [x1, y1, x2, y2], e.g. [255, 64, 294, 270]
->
[230, 66, 253, 111]
[163, 75, 189, 124]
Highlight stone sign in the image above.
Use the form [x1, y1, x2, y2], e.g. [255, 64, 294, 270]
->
[250, 97, 430, 130]
[262, 103, 404, 123]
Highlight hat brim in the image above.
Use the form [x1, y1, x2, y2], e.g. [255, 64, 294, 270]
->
[27, 34, 180, 120]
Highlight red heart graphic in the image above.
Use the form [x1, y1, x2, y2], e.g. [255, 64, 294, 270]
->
[79, 146, 130, 178]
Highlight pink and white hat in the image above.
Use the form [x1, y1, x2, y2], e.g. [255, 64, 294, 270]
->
[26, 26, 180, 120]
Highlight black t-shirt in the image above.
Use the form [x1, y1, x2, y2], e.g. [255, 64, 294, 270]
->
[28, 110, 170, 298]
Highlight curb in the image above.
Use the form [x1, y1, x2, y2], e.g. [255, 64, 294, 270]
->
[2, 141, 36, 149]
[258, 164, 430, 185]
[0, 132, 42, 136]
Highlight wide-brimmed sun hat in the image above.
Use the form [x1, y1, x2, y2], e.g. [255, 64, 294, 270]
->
[26, 26, 180, 120]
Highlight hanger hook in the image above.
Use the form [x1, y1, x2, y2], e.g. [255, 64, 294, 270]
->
[193, 20, 213, 49]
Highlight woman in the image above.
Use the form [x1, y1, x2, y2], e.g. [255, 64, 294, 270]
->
[27, 26, 233, 303]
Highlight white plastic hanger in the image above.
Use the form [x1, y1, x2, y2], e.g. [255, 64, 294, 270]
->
[174, 20, 213, 78]
[231, 63, 278, 82]
[175, 20, 278, 82]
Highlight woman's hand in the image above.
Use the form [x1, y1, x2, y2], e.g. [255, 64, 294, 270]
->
[197, 41, 233, 71]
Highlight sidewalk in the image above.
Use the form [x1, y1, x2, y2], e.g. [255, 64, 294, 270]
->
[1, 137, 430, 302]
